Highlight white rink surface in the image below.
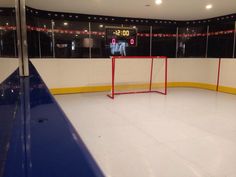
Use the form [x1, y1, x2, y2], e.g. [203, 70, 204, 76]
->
[55, 88, 236, 177]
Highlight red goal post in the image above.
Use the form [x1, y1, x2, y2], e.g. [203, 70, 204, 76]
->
[107, 56, 168, 99]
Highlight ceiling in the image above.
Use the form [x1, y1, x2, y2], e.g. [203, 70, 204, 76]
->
[3, 0, 236, 20]
[0, 0, 15, 7]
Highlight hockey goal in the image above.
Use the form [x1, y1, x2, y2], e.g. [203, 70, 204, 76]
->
[107, 56, 168, 99]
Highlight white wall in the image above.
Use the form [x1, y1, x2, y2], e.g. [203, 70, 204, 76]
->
[168, 59, 219, 85]
[31, 58, 234, 90]
[31, 59, 111, 88]
[31, 58, 167, 89]
[220, 59, 236, 88]
[0, 57, 234, 91]
[0, 58, 19, 83]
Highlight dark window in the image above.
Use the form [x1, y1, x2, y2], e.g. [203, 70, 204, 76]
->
[37, 18, 54, 58]
[177, 26, 207, 58]
[233, 23, 236, 58]
[123, 25, 151, 56]
[0, 12, 17, 57]
[152, 26, 176, 57]
[25, 10, 236, 59]
[53, 20, 89, 58]
[208, 22, 235, 58]
[91, 23, 122, 58]
[27, 15, 39, 57]
[27, 16, 54, 58]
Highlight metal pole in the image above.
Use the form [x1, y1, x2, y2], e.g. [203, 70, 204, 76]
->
[175, 27, 179, 58]
[15, 0, 29, 76]
[51, 20, 55, 58]
[205, 25, 209, 58]
[150, 26, 152, 56]
[13, 26, 18, 57]
[38, 32, 42, 58]
[37, 18, 42, 58]
[89, 22, 92, 58]
[233, 21, 236, 58]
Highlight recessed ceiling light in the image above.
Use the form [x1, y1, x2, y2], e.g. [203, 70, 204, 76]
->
[63, 22, 68, 26]
[155, 0, 162, 5]
[206, 4, 212, 10]
[99, 24, 103, 28]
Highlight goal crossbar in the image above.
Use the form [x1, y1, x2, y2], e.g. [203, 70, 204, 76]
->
[107, 56, 168, 99]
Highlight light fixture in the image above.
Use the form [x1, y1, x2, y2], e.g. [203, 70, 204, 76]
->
[206, 4, 212, 10]
[155, 0, 162, 5]
[99, 24, 103, 28]
[133, 26, 136, 29]
[63, 22, 68, 26]
[6, 22, 9, 26]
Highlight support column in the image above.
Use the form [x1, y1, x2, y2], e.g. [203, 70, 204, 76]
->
[15, 0, 29, 76]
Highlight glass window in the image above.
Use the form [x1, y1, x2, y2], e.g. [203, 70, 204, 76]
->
[0, 10, 17, 57]
[123, 25, 151, 56]
[27, 15, 40, 57]
[208, 22, 235, 58]
[177, 26, 207, 58]
[27, 15, 54, 58]
[233, 22, 236, 58]
[36, 18, 54, 58]
[53, 20, 89, 58]
[152, 25, 176, 57]
[90, 23, 122, 58]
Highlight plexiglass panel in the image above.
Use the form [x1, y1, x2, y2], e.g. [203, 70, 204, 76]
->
[177, 26, 207, 58]
[152, 25, 176, 57]
[25, 1, 236, 59]
[123, 25, 151, 56]
[54, 20, 89, 58]
[91, 22, 122, 58]
[208, 22, 235, 58]
[0, 0, 18, 83]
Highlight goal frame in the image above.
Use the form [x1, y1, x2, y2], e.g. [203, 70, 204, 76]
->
[107, 56, 168, 99]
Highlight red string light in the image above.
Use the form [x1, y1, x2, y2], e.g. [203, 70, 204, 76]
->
[1, 25, 235, 38]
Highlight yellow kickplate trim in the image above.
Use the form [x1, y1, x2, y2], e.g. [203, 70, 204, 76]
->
[50, 85, 111, 95]
[167, 82, 217, 91]
[218, 86, 236, 95]
[50, 84, 150, 95]
[50, 82, 236, 95]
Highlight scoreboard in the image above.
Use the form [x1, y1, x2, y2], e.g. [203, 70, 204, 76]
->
[105, 27, 137, 47]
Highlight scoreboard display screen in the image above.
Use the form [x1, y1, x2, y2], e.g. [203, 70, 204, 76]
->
[106, 27, 137, 47]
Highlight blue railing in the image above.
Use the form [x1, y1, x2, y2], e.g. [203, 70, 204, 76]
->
[1, 64, 104, 177]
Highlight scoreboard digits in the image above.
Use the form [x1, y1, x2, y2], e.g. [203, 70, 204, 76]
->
[113, 30, 130, 36]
